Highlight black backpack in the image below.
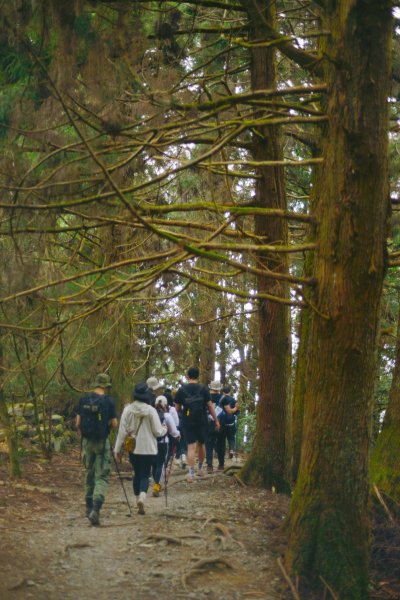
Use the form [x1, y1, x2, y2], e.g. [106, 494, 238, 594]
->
[183, 385, 206, 427]
[80, 394, 110, 440]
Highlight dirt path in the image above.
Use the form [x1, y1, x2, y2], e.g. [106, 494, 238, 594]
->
[0, 450, 290, 600]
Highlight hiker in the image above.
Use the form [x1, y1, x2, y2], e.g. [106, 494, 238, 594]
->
[174, 367, 220, 482]
[152, 395, 180, 497]
[114, 382, 167, 514]
[146, 376, 163, 406]
[206, 380, 223, 473]
[75, 372, 118, 526]
[164, 388, 181, 465]
[216, 384, 240, 469]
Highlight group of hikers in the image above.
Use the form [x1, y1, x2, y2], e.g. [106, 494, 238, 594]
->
[75, 367, 240, 525]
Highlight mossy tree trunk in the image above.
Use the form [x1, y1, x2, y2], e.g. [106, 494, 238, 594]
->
[239, 0, 290, 493]
[0, 340, 21, 478]
[286, 1, 392, 598]
[370, 300, 400, 503]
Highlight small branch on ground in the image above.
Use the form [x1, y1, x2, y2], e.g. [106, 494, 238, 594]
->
[277, 557, 301, 600]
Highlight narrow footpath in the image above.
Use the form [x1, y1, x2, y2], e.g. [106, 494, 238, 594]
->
[0, 450, 291, 600]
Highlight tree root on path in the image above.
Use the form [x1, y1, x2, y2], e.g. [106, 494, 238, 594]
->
[142, 532, 207, 545]
[62, 542, 92, 556]
[182, 556, 233, 590]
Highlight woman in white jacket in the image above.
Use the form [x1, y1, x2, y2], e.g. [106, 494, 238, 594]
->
[115, 382, 167, 514]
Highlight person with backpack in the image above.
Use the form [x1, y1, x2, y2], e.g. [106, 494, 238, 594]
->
[114, 382, 167, 514]
[174, 367, 220, 482]
[152, 395, 180, 497]
[206, 380, 223, 473]
[75, 372, 118, 526]
[216, 385, 240, 468]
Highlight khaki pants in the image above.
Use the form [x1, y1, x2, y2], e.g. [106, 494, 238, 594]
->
[82, 437, 111, 507]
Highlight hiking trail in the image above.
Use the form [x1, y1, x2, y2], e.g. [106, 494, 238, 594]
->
[0, 449, 291, 600]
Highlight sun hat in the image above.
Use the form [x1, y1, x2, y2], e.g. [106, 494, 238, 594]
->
[146, 376, 162, 391]
[155, 395, 168, 408]
[132, 382, 151, 403]
[92, 373, 112, 388]
[209, 380, 222, 391]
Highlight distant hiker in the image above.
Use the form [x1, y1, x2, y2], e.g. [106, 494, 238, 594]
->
[164, 388, 181, 465]
[216, 384, 240, 469]
[146, 376, 163, 406]
[174, 367, 220, 482]
[152, 395, 180, 497]
[76, 372, 118, 526]
[114, 382, 167, 514]
[206, 380, 223, 473]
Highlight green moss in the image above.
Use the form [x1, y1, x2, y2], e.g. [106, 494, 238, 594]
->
[370, 424, 400, 503]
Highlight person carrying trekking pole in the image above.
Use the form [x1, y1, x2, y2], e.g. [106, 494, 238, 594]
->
[75, 372, 118, 526]
[152, 395, 180, 497]
[174, 367, 220, 482]
[114, 382, 167, 514]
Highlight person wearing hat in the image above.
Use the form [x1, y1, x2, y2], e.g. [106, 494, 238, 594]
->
[146, 376, 163, 406]
[114, 382, 167, 514]
[76, 373, 118, 526]
[151, 395, 180, 497]
[206, 380, 223, 473]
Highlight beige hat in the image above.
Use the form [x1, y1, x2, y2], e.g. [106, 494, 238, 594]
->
[209, 380, 222, 391]
[146, 376, 162, 391]
[156, 395, 168, 408]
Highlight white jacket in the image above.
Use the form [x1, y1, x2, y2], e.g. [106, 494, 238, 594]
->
[168, 405, 179, 428]
[158, 412, 180, 444]
[114, 401, 167, 455]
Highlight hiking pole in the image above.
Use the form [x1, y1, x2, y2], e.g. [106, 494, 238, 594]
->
[111, 448, 133, 517]
[235, 416, 239, 464]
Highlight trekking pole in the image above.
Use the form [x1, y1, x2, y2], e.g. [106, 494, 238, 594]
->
[235, 416, 239, 464]
[111, 448, 133, 517]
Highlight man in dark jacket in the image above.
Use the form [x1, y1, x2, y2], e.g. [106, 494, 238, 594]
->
[175, 367, 220, 482]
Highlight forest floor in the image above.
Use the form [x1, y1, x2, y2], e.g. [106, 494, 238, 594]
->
[0, 448, 399, 600]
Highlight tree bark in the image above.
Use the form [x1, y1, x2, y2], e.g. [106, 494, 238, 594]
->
[286, 1, 392, 597]
[239, 0, 290, 493]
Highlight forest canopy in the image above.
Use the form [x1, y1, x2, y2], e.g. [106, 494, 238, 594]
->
[0, 1, 399, 598]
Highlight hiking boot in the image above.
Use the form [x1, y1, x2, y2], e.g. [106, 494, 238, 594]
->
[186, 473, 194, 483]
[197, 469, 205, 477]
[180, 454, 187, 469]
[229, 451, 234, 459]
[137, 492, 146, 514]
[88, 509, 100, 526]
[85, 502, 93, 518]
[217, 464, 224, 472]
[207, 465, 213, 474]
[152, 483, 161, 497]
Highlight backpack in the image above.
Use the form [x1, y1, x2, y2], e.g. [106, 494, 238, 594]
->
[219, 395, 235, 426]
[156, 408, 167, 442]
[80, 394, 110, 440]
[182, 385, 206, 427]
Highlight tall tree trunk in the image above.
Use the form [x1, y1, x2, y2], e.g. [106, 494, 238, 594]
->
[0, 340, 21, 478]
[198, 288, 217, 384]
[370, 298, 400, 503]
[286, 2, 392, 597]
[240, 0, 290, 493]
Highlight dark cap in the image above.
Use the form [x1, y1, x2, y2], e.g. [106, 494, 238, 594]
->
[132, 382, 151, 403]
